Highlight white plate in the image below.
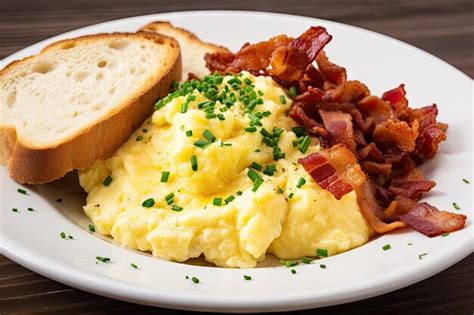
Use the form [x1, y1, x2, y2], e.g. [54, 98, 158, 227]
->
[0, 11, 472, 312]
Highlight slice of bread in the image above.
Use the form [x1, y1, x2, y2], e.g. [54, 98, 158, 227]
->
[0, 32, 181, 184]
[139, 21, 230, 81]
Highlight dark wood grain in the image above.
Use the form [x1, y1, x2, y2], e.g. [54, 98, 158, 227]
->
[0, 0, 472, 314]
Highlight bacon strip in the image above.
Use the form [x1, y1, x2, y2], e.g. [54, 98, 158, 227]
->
[298, 144, 365, 199]
[315, 50, 347, 84]
[398, 203, 467, 237]
[388, 180, 436, 200]
[319, 110, 356, 152]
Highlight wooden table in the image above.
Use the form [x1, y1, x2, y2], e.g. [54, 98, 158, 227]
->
[1, 0, 472, 313]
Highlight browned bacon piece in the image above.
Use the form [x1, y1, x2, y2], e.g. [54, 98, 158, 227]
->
[398, 203, 467, 237]
[372, 119, 419, 153]
[319, 110, 356, 152]
[388, 180, 436, 200]
[298, 144, 365, 200]
[315, 50, 347, 84]
[382, 84, 408, 117]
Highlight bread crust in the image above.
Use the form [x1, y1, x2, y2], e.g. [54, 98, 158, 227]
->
[0, 32, 181, 184]
[139, 21, 230, 54]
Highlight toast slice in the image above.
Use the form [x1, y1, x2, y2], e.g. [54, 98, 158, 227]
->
[139, 21, 230, 80]
[0, 32, 181, 184]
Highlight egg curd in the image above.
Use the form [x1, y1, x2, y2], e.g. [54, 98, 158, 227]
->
[79, 72, 372, 268]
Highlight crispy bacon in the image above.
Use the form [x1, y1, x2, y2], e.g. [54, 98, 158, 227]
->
[388, 180, 436, 200]
[315, 50, 347, 84]
[382, 84, 408, 117]
[298, 144, 365, 199]
[398, 203, 467, 237]
[372, 119, 419, 153]
[319, 110, 356, 151]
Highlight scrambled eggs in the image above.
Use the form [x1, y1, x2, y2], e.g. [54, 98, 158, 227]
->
[79, 72, 371, 268]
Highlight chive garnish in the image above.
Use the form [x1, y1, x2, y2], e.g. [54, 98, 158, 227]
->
[251, 162, 263, 171]
[236, 191, 243, 196]
[12, 208, 18, 212]
[244, 126, 257, 133]
[298, 136, 311, 153]
[247, 169, 263, 183]
[191, 276, 200, 284]
[203, 130, 216, 142]
[263, 164, 277, 176]
[165, 193, 174, 205]
[191, 155, 198, 171]
[186, 130, 193, 137]
[88, 224, 96, 233]
[316, 248, 328, 257]
[27, 207, 33, 211]
[136, 135, 143, 141]
[96, 256, 111, 263]
[301, 257, 312, 264]
[102, 175, 112, 187]
[276, 187, 284, 194]
[288, 192, 294, 199]
[462, 178, 470, 184]
[291, 269, 296, 274]
[160, 171, 170, 183]
[225, 195, 235, 204]
[292, 126, 306, 137]
[142, 128, 148, 133]
[243, 275, 252, 280]
[288, 86, 298, 97]
[382, 244, 391, 251]
[441, 233, 449, 237]
[142, 198, 155, 208]
[180, 102, 189, 113]
[17, 188, 27, 195]
[171, 205, 183, 212]
[280, 260, 299, 267]
[205, 113, 216, 119]
[320, 264, 327, 269]
[452, 202, 461, 210]
[418, 253, 428, 260]
[244, 78, 252, 85]
[60, 232, 66, 239]
[194, 139, 211, 149]
[296, 177, 306, 189]
[213, 198, 222, 206]
[279, 95, 287, 105]
[131, 263, 138, 269]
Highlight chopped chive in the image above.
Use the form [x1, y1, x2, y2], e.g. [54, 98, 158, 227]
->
[291, 269, 296, 274]
[194, 139, 211, 149]
[252, 178, 263, 192]
[280, 260, 299, 267]
[276, 186, 284, 194]
[288, 86, 298, 97]
[12, 208, 18, 212]
[244, 126, 257, 133]
[186, 130, 193, 137]
[260, 128, 272, 138]
[191, 155, 198, 171]
[142, 198, 155, 208]
[191, 276, 199, 284]
[217, 113, 225, 120]
[136, 135, 144, 141]
[452, 202, 461, 210]
[251, 162, 263, 171]
[462, 178, 470, 184]
[96, 256, 111, 263]
[418, 253, 428, 260]
[131, 263, 138, 269]
[298, 136, 311, 153]
[185, 275, 189, 279]
[316, 248, 328, 257]
[186, 94, 196, 102]
[203, 129, 216, 142]
[244, 78, 252, 85]
[142, 128, 148, 133]
[382, 244, 391, 251]
[160, 171, 170, 183]
[319, 264, 327, 269]
[213, 198, 222, 206]
[180, 102, 189, 113]
[301, 257, 313, 264]
[165, 193, 175, 205]
[279, 95, 287, 104]
[243, 275, 252, 280]
[88, 224, 96, 233]
[263, 164, 277, 176]
[68, 235, 74, 240]
[220, 141, 232, 147]
[296, 177, 306, 189]
[288, 192, 294, 199]
[60, 232, 66, 239]
[273, 146, 285, 161]
[205, 113, 217, 119]
[441, 233, 449, 237]
[236, 191, 243, 196]
[17, 188, 27, 194]
[247, 169, 263, 183]
[408, 243, 413, 246]
[102, 175, 112, 187]
[292, 126, 306, 137]
[171, 205, 183, 212]
[27, 207, 34, 211]
[225, 195, 235, 204]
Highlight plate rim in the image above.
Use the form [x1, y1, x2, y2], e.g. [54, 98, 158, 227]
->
[1, 10, 473, 312]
